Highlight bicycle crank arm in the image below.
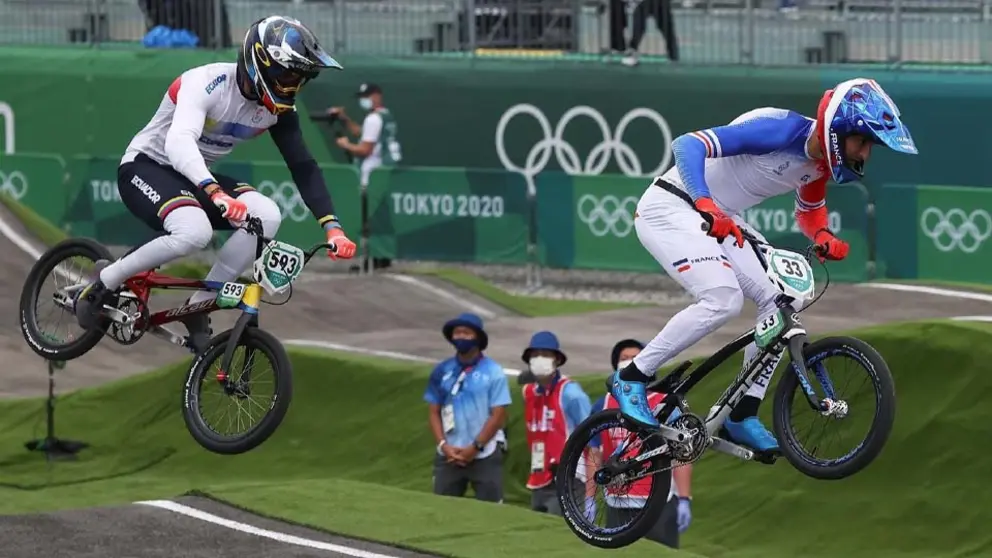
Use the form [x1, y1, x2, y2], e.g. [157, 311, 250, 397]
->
[709, 437, 755, 462]
[787, 334, 829, 412]
[149, 325, 189, 348]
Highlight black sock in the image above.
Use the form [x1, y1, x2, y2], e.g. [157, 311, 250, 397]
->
[619, 362, 652, 384]
[730, 396, 761, 421]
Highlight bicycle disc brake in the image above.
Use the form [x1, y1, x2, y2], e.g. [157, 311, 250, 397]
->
[106, 293, 150, 346]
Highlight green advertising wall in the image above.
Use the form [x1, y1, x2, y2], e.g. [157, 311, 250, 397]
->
[1, 149, 988, 286]
[2, 47, 991, 285]
[876, 183, 992, 283]
[1, 47, 991, 194]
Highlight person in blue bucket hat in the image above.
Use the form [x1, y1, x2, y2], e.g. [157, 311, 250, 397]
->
[520, 330, 593, 516]
[424, 313, 511, 503]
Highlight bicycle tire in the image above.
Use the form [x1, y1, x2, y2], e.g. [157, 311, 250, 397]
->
[181, 326, 293, 455]
[556, 410, 672, 549]
[772, 335, 896, 480]
[19, 237, 113, 361]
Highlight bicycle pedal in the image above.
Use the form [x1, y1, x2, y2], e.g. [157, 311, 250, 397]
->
[753, 450, 780, 465]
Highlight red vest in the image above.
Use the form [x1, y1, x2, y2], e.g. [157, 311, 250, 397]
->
[601, 392, 667, 500]
[523, 377, 573, 489]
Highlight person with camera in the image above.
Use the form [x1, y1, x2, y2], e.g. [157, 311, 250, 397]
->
[326, 82, 401, 271]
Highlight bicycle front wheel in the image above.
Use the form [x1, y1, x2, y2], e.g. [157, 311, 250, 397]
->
[772, 335, 896, 480]
[182, 326, 293, 455]
[555, 410, 672, 549]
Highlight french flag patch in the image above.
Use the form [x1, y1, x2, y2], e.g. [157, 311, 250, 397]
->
[720, 255, 733, 269]
[673, 258, 690, 273]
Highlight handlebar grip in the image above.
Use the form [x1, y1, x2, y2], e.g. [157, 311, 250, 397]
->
[700, 222, 710, 232]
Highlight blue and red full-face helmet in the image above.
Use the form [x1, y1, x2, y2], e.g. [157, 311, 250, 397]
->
[815, 78, 918, 184]
[236, 15, 342, 115]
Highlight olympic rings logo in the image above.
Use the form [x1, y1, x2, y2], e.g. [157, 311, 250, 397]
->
[257, 180, 308, 222]
[920, 206, 992, 254]
[495, 104, 673, 195]
[0, 170, 27, 200]
[577, 194, 638, 238]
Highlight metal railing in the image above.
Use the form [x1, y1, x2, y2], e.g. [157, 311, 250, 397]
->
[3, 0, 992, 67]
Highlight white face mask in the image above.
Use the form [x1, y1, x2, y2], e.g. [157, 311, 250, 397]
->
[616, 358, 634, 371]
[529, 356, 556, 378]
[358, 97, 373, 111]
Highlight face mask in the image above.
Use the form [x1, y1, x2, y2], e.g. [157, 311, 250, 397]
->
[451, 338, 478, 355]
[529, 356, 556, 378]
[617, 359, 633, 371]
[358, 97, 373, 111]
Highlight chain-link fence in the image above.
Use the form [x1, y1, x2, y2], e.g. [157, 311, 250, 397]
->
[2, 0, 992, 66]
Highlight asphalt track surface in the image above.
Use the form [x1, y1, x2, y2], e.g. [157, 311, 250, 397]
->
[1, 203, 991, 557]
[0, 496, 436, 558]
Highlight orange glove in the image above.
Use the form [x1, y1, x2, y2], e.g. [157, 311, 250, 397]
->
[694, 197, 744, 248]
[326, 226, 357, 260]
[208, 187, 248, 223]
[813, 229, 849, 261]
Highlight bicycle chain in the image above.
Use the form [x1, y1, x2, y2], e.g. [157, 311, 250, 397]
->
[627, 412, 711, 480]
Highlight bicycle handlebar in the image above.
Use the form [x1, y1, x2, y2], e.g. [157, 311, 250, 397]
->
[239, 215, 339, 264]
[699, 221, 827, 259]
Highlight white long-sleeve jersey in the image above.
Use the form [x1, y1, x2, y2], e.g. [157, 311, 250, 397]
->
[121, 62, 339, 227]
[657, 107, 832, 238]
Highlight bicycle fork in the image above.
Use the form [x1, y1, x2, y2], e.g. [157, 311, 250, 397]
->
[216, 310, 258, 397]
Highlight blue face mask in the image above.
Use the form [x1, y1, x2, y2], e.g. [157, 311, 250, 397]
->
[451, 338, 478, 355]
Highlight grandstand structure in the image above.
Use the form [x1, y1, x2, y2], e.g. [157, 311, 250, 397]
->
[1, 0, 989, 66]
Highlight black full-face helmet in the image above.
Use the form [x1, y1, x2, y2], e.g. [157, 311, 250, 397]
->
[236, 15, 342, 115]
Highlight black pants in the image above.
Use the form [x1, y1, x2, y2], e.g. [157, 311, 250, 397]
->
[432, 452, 504, 503]
[606, 497, 680, 548]
[530, 478, 584, 516]
[609, 0, 679, 60]
[118, 154, 252, 233]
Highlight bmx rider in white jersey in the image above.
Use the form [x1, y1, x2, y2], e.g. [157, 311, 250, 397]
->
[607, 78, 918, 456]
[71, 15, 358, 353]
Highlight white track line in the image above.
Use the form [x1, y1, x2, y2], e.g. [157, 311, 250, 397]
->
[285, 339, 522, 376]
[859, 282, 992, 303]
[136, 500, 398, 558]
[384, 274, 497, 319]
[950, 316, 992, 322]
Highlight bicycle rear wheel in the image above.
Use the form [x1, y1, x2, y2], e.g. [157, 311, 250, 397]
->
[182, 326, 293, 455]
[772, 335, 896, 480]
[555, 410, 672, 549]
[19, 237, 113, 361]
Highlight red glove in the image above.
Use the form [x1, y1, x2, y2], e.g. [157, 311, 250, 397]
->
[326, 226, 357, 260]
[208, 187, 248, 223]
[694, 197, 744, 248]
[813, 229, 849, 261]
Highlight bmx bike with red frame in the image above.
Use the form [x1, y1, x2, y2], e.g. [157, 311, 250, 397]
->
[18, 215, 337, 455]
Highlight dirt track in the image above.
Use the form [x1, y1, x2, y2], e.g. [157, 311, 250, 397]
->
[1, 204, 989, 399]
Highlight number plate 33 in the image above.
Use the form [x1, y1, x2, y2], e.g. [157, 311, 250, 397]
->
[763, 247, 815, 308]
[253, 240, 306, 296]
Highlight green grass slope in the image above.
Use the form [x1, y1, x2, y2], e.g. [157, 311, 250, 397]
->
[0, 321, 989, 557]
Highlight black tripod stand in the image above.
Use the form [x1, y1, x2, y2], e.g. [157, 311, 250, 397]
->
[24, 359, 88, 461]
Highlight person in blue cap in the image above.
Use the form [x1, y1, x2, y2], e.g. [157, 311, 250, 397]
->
[424, 312, 512, 503]
[520, 330, 593, 516]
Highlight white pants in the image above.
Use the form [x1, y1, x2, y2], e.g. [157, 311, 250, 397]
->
[631, 184, 784, 401]
[99, 191, 282, 303]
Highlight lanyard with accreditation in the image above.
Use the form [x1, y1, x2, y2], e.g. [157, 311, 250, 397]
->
[441, 367, 471, 433]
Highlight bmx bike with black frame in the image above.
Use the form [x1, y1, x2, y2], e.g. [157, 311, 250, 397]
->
[18, 215, 338, 455]
[555, 225, 896, 549]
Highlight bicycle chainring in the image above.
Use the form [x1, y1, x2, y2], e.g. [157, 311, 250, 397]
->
[669, 412, 710, 465]
[106, 293, 150, 346]
[627, 412, 711, 481]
